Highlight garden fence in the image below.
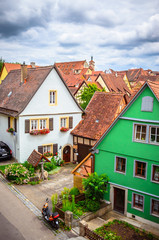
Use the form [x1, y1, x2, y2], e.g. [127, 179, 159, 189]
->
[85, 226, 105, 240]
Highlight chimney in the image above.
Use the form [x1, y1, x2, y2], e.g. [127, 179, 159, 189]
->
[89, 56, 95, 71]
[30, 62, 35, 68]
[21, 62, 27, 83]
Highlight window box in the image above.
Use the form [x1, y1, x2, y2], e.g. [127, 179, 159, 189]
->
[60, 127, 69, 132]
[29, 129, 50, 135]
[43, 151, 53, 157]
[6, 128, 15, 133]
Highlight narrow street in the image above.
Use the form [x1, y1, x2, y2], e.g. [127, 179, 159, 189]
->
[0, 180, 58, 240]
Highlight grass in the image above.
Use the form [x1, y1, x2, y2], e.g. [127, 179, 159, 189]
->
[48, 166, 61, 175]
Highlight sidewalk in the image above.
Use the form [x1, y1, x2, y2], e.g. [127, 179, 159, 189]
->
[87, 210, 159, 237]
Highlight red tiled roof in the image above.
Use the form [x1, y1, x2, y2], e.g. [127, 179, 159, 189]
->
[4, 63, 38, 73]
[0, 66, 52, 116]
[99, 73, 131, 94]
[55, 60, 86, 75]
[148, 81, 159, 101]
[27, 149, 50, 167]
[71, 92, 126, 140]
[126, 68, 149, 82]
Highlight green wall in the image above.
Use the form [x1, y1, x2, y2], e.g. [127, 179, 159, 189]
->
[94, 85, 159, 224]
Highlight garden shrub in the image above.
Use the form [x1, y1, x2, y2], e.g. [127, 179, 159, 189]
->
[51, 193, 58, 212]
[82, 172, 109, 201]
[44, 162, 55, 172]
[5, 164, 30, 185]
[51, 154, 64, 166]
[69, 187, 80, 196]
[62, 195, 75, 212]
[86, 199, 100, 212]
[23, 161, 35, 175]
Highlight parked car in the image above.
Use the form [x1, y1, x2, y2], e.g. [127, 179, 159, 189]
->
[0, 141, 12, 160]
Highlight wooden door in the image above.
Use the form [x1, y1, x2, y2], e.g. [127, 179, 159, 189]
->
[63, 146, 70, 163]
[77, 144, 92, 163]
[114, 187, 125, 214]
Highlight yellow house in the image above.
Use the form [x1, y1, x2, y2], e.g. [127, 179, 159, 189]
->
[0, 62, 37, 84]
[0, 63, 21, 84]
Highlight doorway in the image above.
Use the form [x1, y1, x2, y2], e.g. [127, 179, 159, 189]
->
[63, 146, 71, 163]
[114, 187, 125, 214]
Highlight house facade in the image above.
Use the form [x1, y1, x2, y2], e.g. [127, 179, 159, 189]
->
[0, 64, 83, 163]
[71, 92, 127, 163]
[92, 81, 159, 226]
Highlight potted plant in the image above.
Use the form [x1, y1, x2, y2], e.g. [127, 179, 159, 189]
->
[60, 127, 69, 132]
[7, 128, 14, 133]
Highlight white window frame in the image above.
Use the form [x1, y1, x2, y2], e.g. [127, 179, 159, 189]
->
[39, 119, 46, 130]
[151, 164, 159, 184]
[30, 119, 38, 130]
[60, 117, 67, 128]
[132, 193, 144, 212]
[115, 156, 127, 175]
[49, 90, 57, 105]
[150, 198, 159, 218]
[149, 126, 159, 145]
[134, 160, 147, 180]
[43, 145, 51, 154]
[133, 123, 148, 143]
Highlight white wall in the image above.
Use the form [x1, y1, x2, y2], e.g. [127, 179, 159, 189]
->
[0, 114, 19, 160]
[18, 67, 82, 163]
[21, 68, 81, 115]
[19, 113, 81, 163]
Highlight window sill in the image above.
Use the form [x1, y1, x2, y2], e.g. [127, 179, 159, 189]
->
[151, 213, 159, 218]
[151, 180, 159, 184]
[115, 170, 126, 175]
[134, 175, 146, 180]
[132, 206, 144, 212]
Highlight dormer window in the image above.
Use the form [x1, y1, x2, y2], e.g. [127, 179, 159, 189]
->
[141, 96, 153, 112]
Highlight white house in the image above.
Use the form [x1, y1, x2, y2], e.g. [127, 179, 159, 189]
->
[0, 64, 84, 163]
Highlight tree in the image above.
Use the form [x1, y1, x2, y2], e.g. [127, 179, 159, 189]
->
[82, 172, 109, 202]
[0, 57, 5, 72]
[80, 83, 105, 109]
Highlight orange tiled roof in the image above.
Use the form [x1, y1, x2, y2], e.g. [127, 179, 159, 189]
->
[71, 92, 126, 140]
[55, 60, 86, 75]
[148, 80, 159, 101]
[100, 73, 131, 94]
[4, 63, 38, 73]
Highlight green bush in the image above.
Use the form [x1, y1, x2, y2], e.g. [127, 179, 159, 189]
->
[62, 195, 75, 212]
[70, 187, 80, 196]
[23, 161, 35, 175]
[51, 193, 58, 212]
[82, 172, 109, 202]
[86, 199, 100, 212]
[44, 162, 55, 172]
[51, 154, 64, 166]
[5, 164, 30, 185]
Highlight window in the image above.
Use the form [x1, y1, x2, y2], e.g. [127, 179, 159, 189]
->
[39, 119, 46, 130]
[60, 117, 67, 128]
[141, 96, 153, 112]
[133, 193, 144, 211]
[115, 156, 126, 173]
[134, 124, 147, 142]
[152, 165, 159, 183]
[43, 145, 51, 154]
[135, 161, 147, 178]
[151, 199, 159, 217]
[31, 120, 38, 130]
[150, 126, 159, 144]
[49, 90, 57, 105]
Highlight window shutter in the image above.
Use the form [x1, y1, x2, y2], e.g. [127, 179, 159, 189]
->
[25, 119, 30, 133]
[69, 117, 73, 129]
[8, 117, 10, 129]
[141, 96, 154, 112]
[38, 146, 43, 154]
[53, 144, 58, 155]
[49, 118, 53, 131]
[14, 118, 17, 132]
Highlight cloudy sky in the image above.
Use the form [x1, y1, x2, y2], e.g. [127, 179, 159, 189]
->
[1, 0, 159, 71]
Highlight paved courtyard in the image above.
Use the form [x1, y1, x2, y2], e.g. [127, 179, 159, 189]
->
[15, 163, 75, 210]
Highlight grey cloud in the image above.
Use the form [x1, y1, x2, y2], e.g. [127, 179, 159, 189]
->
[59, 42, 80, 48]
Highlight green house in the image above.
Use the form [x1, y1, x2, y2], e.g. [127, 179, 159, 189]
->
[92, 81, 159, 226]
